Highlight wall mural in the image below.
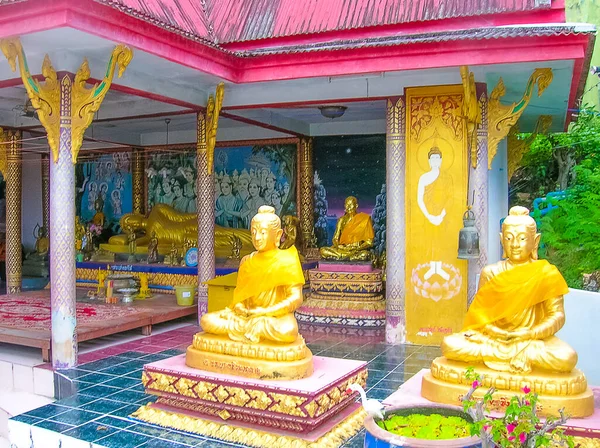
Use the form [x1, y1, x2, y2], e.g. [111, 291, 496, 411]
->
[146, 142, 298, 230]
[75, 152, 133, 235]
[312, 135, 386, 246]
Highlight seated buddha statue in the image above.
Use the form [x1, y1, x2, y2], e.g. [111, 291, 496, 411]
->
[422, 206, 593, 417]
[320, 196, 374, 261]
[106, 203, 253, 258]
[186, 206, 313, 380]
[92, 196, 106, 227]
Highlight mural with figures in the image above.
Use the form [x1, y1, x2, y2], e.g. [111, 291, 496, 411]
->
[145, 142, 298, 229]
[313, 135, 386, 247]
[75, 152, 133, 235]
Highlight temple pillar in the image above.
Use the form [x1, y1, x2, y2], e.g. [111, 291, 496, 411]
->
[196, 112, 214, 316]
[385, 97, 406, 344]
[298, 138, 314, 247]
[132, 148, 145, 215]
[41, 153, 50, 232]
[467, 86, 489, 305]
[50, 74, 78, 368]
[5, 130, 22, 294]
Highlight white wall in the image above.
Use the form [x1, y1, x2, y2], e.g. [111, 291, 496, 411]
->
[21, 153, 43, 252]
[557, 289, 600, 385]
[487, 139, 508, 263]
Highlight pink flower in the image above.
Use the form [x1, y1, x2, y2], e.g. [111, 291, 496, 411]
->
[472, 380, 480, 389]
[506, 423, 516, 434]
[525, 400, 530, 406]
[519, 432, 526, 443]
[508, 436, 515, 442]
[483, 425, 491, 432]
[522, 385, 531, 394]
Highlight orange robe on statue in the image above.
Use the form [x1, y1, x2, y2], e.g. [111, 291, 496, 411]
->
[339, 213, 375, 245]
[442, 260, 577, 373]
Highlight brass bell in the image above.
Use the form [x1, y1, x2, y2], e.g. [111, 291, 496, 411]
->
[458, 209, 480, 259]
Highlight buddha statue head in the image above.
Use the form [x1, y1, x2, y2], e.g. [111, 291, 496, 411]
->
[344, 196, 359, 216]
[501, 206, 540, 263]
[251, 206, 283, 252]
[428, 147, 443, 169]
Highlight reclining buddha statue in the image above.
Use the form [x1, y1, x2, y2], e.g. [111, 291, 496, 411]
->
[105, 203, 254, 259]
[421, 206, 593, 417]
[186, 206, 313, 380]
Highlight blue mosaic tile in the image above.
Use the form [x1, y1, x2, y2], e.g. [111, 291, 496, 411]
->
[50, 409, 101, 426]
[128, 423, 170, 438]
[96, 415, 137, 429]
[142, 439, 195, 448]
[198, 440, 244, 447]
[79, 384, 121, 398]
[78, 357, 130, 371]
[160, 431, 206, 446]
[124, 369, 145, 379]
[100, 360, 148, 376]
[127, 383, 146, 392]
[33, 419, 75, 433]
[364, 387, 394, 400]
[109, 404, 143, 419]
[75, 372, 115, 384]
[103, 376, 141, 389]
[342, 431, 366, 447]
[375, 379, 404, 390]
[382, 371, 408, 382]
[140, 353, 173, 362]
[63, 421, 118, 442]
[24, 404, 68, 419]
[108, 389, 148, 403]
[117, 351, 150, 359]
[81, 398, 128, 414]
[55, 394, 100, 408]
[10, 414, 42, 425]
[55, 368, 94, 380]
[159, 349, 185, 356]
[96, 429, 152, 447]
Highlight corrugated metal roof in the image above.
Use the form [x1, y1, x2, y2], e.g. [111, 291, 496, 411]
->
[238, 24, 592, 56]
[95, 0, 552, 45]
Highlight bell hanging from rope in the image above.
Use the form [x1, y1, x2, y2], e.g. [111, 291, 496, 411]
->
[458, 208, 480, 259]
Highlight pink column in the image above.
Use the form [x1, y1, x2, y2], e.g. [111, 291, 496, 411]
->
[50, 75, 77, 368]
[196, 112, 214, 317]
[385, 97, 407, 344]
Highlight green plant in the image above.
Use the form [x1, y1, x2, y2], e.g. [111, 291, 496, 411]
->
[376, 413, 473, 439]
[463, 367, 573, 448]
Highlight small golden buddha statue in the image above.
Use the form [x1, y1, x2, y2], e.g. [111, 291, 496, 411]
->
[422, 206, 593, 417]
[92, 196, 106, 227]
[126, 226, 137, 261]
[186, 206, 313, 380]
[280, 215, 303, 252]
[75, 217, 85, 251]
[320, 196, 374, 261]
[147, 232, 159, 264]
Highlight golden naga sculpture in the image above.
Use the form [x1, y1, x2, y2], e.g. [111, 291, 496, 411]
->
[205, 83, 224, 175]
[460, 66, 481, 168]
[187, 206, 313, 380]
[105, 203, 253, 259]
[488, 68, 553, 169]
[320, 196, 374, 261]
[422, 206, 593, 417]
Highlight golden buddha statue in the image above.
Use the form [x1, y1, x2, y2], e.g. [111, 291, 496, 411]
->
[320, 196, 374, 261]
[75, 217, 85, 251]
[186, 206, 313, 380]
[421, 206, 594, 417]
[105, 203, 253, 259]
[92, 196, 106, 227]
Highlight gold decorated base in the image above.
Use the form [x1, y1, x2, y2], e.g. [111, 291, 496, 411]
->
[422, 358, 595, 418]
[132, 404, 366, 448]
[186, 343, 314, 381]
[191, 333, 310, 362]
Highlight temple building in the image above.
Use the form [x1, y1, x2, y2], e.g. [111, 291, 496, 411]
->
[0, 1, 597, 447]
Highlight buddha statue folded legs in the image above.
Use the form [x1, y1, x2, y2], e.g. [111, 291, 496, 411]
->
[319, 196, 374, 261]
[421, 206, 594, 417]
[187, 206, 313, 380]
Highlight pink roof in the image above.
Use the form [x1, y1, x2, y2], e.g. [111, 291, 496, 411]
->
[95, 0, 553, 45]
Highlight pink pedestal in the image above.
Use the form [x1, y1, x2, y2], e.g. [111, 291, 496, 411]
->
[384, 370, 600, 443]
[140, 355, 367, 439]
[317, 261, 375, 273]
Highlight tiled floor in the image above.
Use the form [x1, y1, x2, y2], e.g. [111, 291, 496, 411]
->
[11, 324, 441, 448]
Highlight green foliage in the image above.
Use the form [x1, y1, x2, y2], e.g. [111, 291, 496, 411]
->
[463, 370, 573, 448]
[376, 413, 472, 440]
[514, 107, 600, 287]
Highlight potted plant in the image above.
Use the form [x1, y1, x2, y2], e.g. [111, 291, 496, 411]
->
[462, 367, 573, 448]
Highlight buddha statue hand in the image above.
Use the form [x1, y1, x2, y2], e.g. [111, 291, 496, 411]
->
[232, 302, 250, 318]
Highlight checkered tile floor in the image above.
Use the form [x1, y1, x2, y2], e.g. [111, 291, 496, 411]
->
[11, 324, 441, 448]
